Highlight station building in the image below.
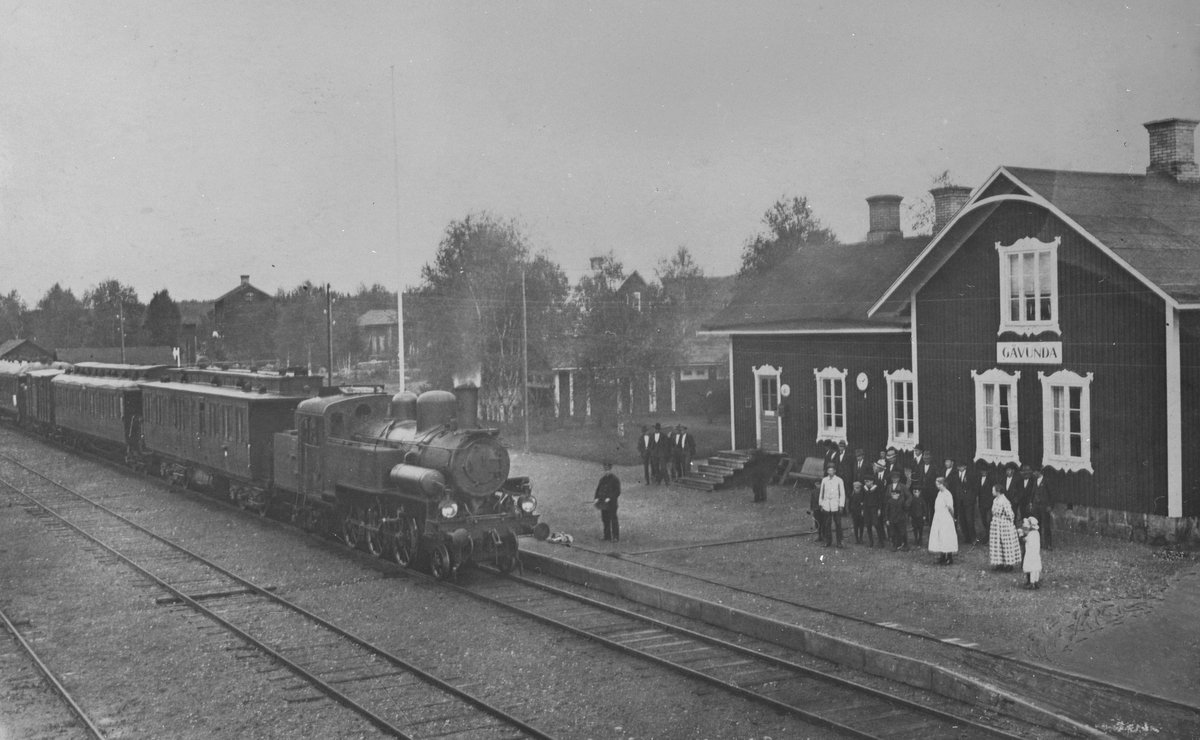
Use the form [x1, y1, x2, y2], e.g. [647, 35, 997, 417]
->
[703, 118, 1200, 539]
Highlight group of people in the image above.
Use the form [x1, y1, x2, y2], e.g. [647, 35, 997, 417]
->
[812, 441, 1052, 582]
[636, 422, 697, 485]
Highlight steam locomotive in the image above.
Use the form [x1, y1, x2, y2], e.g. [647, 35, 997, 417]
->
[0, 360, 548, 579]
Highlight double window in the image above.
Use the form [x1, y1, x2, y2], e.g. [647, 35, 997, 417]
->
[813, 366, 847, 444]
[1039, 369, 1093, 472]
[884, 369, 917, 450]
[996, 236, 1061, 336]
[971, 368, 1020, 465]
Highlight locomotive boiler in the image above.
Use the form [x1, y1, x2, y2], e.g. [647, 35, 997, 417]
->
[273, 386, 547, 579]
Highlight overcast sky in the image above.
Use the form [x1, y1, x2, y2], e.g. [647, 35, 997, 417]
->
[1, 1, 1198, 304]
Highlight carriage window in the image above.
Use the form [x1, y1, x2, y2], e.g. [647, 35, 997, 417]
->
[198, 400, 206, 434]
[355, 403, 372, 418]
[330, 413, 345, 438]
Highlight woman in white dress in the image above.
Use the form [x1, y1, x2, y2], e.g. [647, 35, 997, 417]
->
[989, 484, 1021, 571]
[927, 476, 959, 565]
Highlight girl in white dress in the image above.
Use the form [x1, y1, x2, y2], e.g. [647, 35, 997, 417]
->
[1021, 517, 1042, 589]
[927, 477, 959, 565]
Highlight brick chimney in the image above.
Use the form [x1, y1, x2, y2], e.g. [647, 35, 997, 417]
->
[1144, 118, 1200, 183]
[240, 274, 250, 286]
[866, 195, 903, 243]
[930, 185, 973, 232]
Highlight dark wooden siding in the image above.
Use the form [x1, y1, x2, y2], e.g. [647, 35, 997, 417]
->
[732, 333, 911, 460]
[1180, 313, 1200, 518]
[916, 200, 1168, 514]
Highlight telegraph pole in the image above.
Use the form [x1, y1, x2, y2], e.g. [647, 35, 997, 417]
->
[391, 64, 405, 393]
[326, 284, 334, 387]
[522, 268, 530, 452]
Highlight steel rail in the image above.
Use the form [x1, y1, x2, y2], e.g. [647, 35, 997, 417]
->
[0, 453, 556, 740]
[454, 568, 1038, 740]
[0, 605, 109, 740]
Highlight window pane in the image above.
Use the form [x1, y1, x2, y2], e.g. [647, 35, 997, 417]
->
[998, 385, 1011, 451]
[1070, 386, 1083, 457]
[1009, 254, 1021, 321]
[1023, 253, 1037, 320]
[984, 384, 995, 450]
[1039, 253, 1054, 321]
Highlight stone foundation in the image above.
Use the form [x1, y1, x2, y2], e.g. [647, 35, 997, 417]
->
[1056, 504, 1199, 547]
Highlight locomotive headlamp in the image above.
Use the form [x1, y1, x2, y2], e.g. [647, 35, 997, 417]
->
[440, 500, 459, 519]
[519, 495, 537, 514]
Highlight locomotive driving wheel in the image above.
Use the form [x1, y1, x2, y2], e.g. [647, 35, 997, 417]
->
[384, 517, 419, 567]
[341, 508, 362, 549]
[363, 506, 383, 557]
[429, 543, 453, 580]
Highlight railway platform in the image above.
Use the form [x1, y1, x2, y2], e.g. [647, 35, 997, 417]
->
[512, 451, 1200, 737]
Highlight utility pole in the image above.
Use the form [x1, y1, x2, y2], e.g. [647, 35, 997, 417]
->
[391, 64, 405, 393]
[522, 268, 530, 452]
[326, 284, 334, 387]
[119, 301, 126, 363]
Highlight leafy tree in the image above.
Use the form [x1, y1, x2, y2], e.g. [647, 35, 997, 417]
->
[737, 195, 837, 278]
[414, 212, 570, 421]
[272, 282, 360, 377]
[0, 290, 27, 342]
[904, 170, 954, 236]
[656, 245, 706, 305]
[141, 289, 182, 347]
[84, 279, 143, 348]
[29, 284, 87, 349]
[574, 252, 680, 426]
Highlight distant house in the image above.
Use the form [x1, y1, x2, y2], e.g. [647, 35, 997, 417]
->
[213, 275, 274, 360]
[357, 309, 398, 359]
[0, 338, 54, 363]
[177, 301, 213, 365]
[57, 346, 176, 364]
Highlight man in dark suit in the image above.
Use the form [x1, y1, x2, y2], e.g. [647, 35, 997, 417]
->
[1029, 466, 1054, 550]
[853, 448, 873, 489]
[948, 460, 977, 544]
[1015, 463, 1035, 521]
[672, 424, 696, 480]
[650, 423, 672, 485]
[832, 440, 854, 494]
[884, 447, 906, 484]
[911, 446, 937, 499]
[973, 460, 994, 540]
[636, 425, 652, 484]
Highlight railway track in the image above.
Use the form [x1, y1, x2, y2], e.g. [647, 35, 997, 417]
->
[0, 451, 557, 740]
[0, 604, 105, 740]
[451, 569, 1075, 740]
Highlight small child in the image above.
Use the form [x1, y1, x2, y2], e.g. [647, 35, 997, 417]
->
[1021, 517, 1042, 589]
[909, 487, 928, 547]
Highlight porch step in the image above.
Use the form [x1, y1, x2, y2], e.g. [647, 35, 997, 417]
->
[676, 450, 758, 491]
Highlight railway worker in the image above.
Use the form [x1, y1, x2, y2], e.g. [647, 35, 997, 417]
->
[862, 474, 887, 547]
[847, 480, 867, 544]
[594, 463, 621, 542]
[672, 424, 696, 480]
[885, 471, 911, 551]
[637, 426, 653, 485]
[817, 464, 845, 548]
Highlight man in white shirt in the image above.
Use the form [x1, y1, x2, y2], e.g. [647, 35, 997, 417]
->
[818, 464, 846, 548]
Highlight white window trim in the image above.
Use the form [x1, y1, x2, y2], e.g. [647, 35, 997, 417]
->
[884, 369, 918, 451]
[971, 368, 1021, 466]
[752, 364, 783, 451]
[813, 366, 848, 444]
[996, 236, 1061, 337]
[1039, 369, 1094, 473]
[679, 368, 708, 381]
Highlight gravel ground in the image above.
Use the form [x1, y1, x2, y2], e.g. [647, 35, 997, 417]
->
[509, 451, 1200, 736]
[0, 429, 847, 739]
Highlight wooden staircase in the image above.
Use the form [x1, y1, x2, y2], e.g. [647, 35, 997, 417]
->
[673, 450, 754, 491]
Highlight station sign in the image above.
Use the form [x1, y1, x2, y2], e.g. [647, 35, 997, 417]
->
[996, 341, 1062, 364]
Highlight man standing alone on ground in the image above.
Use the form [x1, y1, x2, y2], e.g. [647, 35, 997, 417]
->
[651, 423, 670, 485]
[673, 424, 696, 480]
[818, 464, 845, 548]
[594, 463, 621, 542]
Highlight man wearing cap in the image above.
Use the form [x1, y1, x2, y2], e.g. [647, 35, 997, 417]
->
[949, 459, 977, 544]
[862, 473, 887, 546]
[817, 464, 845, 547]
[885, 470, 911, 551]
[884, 447, 906, 484]
[1015, 463, 1035, 521]
[594, 463, 621, 542]
[972, 460, 994, 541]
[854, 448, 872, 486]
[650, 423, 671, 485]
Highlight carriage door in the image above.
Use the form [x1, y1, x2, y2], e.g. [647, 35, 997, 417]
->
[753, 365, 783, 453]
[300, 415, 324, 496]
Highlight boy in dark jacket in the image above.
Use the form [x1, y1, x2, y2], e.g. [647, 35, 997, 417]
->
[909, 486, 929, 547]
[886, 471, 910, 551]
[863, 476, 886, 547]
[848, 480, 867, 544]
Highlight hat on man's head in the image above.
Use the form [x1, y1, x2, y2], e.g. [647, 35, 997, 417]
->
[1005, 461, 1018, 471]
[874, 459, 886, 470]
[838, 439, 847, 447]
[975, 459, 990, 470]
[854, 448, 864, 456]
[655, 422, 662, 430]
[890, 470, 902, 479]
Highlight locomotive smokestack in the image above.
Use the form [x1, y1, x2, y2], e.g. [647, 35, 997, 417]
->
[454, 385, 479, 430]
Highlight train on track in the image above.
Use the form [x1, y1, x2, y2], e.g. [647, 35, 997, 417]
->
[0, 359, 548, 579]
